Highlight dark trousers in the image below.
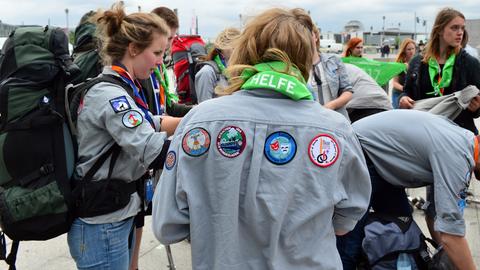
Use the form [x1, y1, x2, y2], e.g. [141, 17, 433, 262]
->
[336, 155, 412, 270]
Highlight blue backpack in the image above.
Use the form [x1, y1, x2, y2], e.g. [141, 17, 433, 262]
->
[362, 213, 435, 270]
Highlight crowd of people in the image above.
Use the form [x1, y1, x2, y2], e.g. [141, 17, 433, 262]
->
[61, 2, 480, 270]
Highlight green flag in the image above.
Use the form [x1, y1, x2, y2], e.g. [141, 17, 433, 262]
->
[341, 57, 406, 86]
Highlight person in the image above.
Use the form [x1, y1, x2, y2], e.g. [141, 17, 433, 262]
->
[128, 6, 192, 270]
[418, 40, 425, 54]
[309, 26, 353, 120]
[391, 38, 416, 108]
[194, 27, 240, 103]
[381, 43, 390, 58]
[343, 37, 363, 57]
[67, 3, 181, 269]
[152, 7, 371, 270]
[344, 63, 392, 123]
[353, 109, 480, 270]
[399, 8, 480, 134]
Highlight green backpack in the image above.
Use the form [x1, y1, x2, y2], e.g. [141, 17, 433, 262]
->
[71, 19, 103, 84]
[0, 26, 80, 269]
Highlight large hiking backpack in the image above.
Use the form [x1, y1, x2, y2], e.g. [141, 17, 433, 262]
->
[171, 35, 207, 104]
[71, 20, 102, 84]
[362, 213, 435, 270]
[0, 26, 80, 268]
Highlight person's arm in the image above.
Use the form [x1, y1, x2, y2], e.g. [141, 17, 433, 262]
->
[465, 54, 480, 116]
[166, 102, 193, 117]
[440, 233, 476, 270]
[392, 75, 403, 92]
[324, 91, 352, 110]
[159, 116, 182, 136]
[332, 125, 371, 235]
[399, 56, 421, 109]
[429, 150, 475, 269]
[151, 125, 190, 245]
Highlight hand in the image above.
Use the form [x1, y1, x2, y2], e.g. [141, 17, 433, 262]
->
[399, 96, 415, 109]
[467, 96, 480, 112]
[160, 116, 182, 136]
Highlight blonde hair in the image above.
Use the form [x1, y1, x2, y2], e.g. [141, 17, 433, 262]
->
[423, 8, 467, 63]
[203, 27, 241, 61]
[217, 8, 315, 96]
[395, 38, 416, 63]
[95, 2, 170, 65]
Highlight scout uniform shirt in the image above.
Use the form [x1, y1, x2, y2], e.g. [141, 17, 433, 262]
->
[152, 88, 371, 270]
[353, 110, 477, 236]
[75, 67, 168, 224]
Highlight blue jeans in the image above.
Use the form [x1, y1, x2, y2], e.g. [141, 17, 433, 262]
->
[336, 156, 412, 270]
[67, 217, 135, 270]
[391, 90, 402, 109]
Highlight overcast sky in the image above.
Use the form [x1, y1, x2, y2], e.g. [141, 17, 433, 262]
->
[0, 0, 479, 40]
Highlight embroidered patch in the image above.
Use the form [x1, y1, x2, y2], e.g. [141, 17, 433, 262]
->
[264, 131, 297, 165]
[216, 126, 246, 158]
[458, 189, 468, 214]
[165, 151, 176, 170]
[182, 127, 211, 157]
[308, 134, 340, 167]
[109, 96, 131, 113]
[122, 110, 143, 128]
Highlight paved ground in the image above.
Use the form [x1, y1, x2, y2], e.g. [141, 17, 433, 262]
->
[2, 183, 480, 270]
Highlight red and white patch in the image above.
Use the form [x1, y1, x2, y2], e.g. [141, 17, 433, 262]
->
[308, 134, 340, 167]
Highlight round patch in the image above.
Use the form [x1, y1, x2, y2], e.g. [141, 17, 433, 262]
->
[122, 110, 143, 128]
[264, 131, 297, 165]
[165, 151, 176, 170]
[182, 127, 211, 157]
[216, 126, 246, 158]
[308, 134, 340, 167]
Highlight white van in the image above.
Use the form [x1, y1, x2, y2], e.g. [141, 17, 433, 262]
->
[320, 39, 343, 54]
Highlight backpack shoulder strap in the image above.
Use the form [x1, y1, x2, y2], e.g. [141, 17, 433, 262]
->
[201, 61, 221, 79]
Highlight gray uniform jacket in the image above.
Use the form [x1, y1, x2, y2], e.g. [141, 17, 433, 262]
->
[75, 67, 168, 224]
[308, 53, 353, 118]
[152, 89, 371, 270]
[353, 110, 476, 236]
[413, 85, 480, 120]
[194, 63, 228, 103]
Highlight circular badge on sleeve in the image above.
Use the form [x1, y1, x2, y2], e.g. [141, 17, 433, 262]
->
[264, 131, 297, 165]
[165, 151, 176, 170]
[216, 126, 246, 158]
[182, 127, 211, 157]
[308, 134, 340, 167]
[122, 110, 143, 128]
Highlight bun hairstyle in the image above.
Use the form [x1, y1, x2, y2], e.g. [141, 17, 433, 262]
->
[95, 1, 170, 65]
[218, 8, 315, 96]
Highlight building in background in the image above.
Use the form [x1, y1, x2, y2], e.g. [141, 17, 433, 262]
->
[466, 19, 480, 56]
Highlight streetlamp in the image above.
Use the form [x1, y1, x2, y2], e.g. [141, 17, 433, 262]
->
[381, 16, 386, 45]
[65, 8, 69, 30]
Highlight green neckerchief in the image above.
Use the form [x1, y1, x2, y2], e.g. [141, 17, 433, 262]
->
[341, 56, 406, 86]
[240, 61, 313, 101]
[213, 54, 226, 74]
[154, 64, 178, 107]
[427, 53, 456, 96]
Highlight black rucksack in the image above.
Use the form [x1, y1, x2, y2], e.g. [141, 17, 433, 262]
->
[362, 213, 435, 270]
[0, 26, 80, 269]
